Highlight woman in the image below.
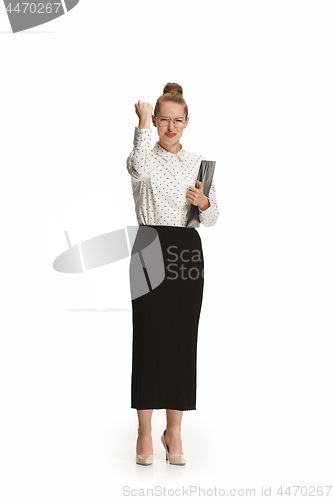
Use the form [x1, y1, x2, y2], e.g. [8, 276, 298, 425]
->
[126, 83, 219, 465]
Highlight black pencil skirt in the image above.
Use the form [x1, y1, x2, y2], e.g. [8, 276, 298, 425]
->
[129, 224, 204, 411]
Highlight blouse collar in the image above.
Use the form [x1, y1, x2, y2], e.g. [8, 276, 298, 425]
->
[153, 141, 187, 162]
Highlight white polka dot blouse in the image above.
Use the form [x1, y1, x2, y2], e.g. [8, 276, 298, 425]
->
[126, 127, 219, 227]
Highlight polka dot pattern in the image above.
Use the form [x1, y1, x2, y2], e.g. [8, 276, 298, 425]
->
[126, 127, 219, 227]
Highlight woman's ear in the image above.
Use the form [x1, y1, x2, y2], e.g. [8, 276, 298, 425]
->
[152, 115, 157, 127]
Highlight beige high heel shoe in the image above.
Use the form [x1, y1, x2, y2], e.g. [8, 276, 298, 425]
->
[161, 430, 186, 465]
[136, 436, 154, 465]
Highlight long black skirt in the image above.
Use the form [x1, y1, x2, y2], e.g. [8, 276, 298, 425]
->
[129, 224, 204, 411]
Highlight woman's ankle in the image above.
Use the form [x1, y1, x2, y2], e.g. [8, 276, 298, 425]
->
[138, 428, 152, 438]
[165, 426, 182, 438]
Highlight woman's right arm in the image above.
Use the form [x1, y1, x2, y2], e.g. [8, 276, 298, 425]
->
[126, 101, 153, 182]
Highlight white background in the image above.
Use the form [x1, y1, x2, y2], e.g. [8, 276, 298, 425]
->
[1, 1, 332, 498]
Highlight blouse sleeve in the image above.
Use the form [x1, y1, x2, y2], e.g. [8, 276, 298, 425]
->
[198, 179, 220, 227]
[126, 127, 152, 181]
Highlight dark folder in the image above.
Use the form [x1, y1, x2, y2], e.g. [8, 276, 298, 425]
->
[186, 160, 216, 228]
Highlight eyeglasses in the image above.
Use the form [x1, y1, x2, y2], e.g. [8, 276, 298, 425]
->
[154, 116, 187, 128]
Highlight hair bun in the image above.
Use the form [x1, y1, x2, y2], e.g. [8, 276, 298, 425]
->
[163, 82, 183, 96]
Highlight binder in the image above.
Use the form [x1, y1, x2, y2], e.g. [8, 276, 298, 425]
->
[186, 160, 216, 228]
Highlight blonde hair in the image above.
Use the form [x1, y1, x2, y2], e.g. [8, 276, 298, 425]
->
[154, 83, 188, 119]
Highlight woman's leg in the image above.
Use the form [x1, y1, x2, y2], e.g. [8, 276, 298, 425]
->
[136, 410, 153, 455]
[165, 409, 184, 455]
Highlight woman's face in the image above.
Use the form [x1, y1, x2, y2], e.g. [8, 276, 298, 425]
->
[152, 101, 189, 149]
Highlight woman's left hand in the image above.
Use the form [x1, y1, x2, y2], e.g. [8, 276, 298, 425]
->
[186, 180, 208, 209]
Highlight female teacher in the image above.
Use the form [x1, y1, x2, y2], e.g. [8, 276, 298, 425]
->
[126, 83, 219, 465]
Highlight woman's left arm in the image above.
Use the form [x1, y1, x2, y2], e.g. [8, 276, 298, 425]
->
[198, 179, 219, 227]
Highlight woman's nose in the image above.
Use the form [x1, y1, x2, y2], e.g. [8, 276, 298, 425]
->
[168, 120, 175, 130]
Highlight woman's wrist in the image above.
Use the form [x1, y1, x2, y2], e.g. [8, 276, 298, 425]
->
[198, 197, 210, 212]
[139, 121, 151, 129]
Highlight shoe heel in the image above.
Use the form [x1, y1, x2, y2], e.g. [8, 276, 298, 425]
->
[161, 429, 186, 466]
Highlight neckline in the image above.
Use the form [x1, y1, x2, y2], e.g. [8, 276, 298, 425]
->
[157, 141, 183, 155]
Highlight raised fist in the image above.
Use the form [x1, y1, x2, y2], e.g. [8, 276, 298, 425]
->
[135, 100, 153, 129]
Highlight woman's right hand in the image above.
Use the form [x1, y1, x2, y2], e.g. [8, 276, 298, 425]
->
[135, 100, 153, 129]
